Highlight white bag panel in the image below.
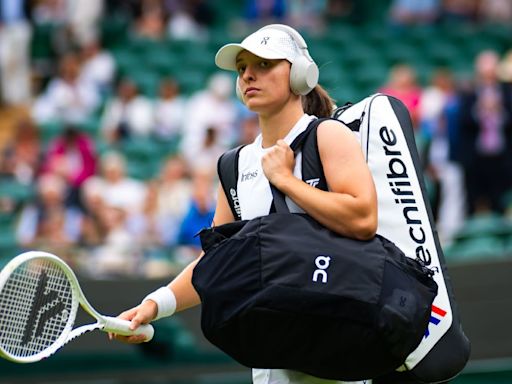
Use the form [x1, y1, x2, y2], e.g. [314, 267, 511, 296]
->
[337, 94, 453, 370]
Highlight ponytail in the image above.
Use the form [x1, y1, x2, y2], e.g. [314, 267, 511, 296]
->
[302, 84, 335, 118]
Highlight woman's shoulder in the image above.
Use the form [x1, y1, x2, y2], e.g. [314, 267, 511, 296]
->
[314, 117, 362, 156]
[316, 118, 353, 138]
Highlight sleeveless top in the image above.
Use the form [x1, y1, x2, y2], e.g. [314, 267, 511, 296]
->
[236, 114, 315, 221]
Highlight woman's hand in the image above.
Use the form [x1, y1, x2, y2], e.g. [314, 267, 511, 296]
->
[109, 300, 158, 344]
[262, 140, 295, 188]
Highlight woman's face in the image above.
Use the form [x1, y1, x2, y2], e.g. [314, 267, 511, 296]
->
[236, 51, 293, 114]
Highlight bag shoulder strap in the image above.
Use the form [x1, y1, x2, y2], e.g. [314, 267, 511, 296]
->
[299, 117, 341, 192]
[217, 145, 245, 221]
[219, 117, 332, 220]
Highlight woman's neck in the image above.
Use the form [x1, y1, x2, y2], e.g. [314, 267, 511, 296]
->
[259, 102, 305, 148]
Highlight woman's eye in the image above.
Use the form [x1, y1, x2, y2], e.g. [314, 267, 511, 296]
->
[259, 61, 270, 68]
[237, 66, 246, 75]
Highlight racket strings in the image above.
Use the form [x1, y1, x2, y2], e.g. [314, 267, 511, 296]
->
[0, 259, 74, 358]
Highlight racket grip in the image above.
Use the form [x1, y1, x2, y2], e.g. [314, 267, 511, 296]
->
[103, 316, 154, 342]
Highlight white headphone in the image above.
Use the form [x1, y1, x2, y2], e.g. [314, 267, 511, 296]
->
[236, 24, 319, 102]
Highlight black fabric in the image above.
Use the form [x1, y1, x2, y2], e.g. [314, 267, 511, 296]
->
[217, 145, 245, 220]
[192, 213, 438, 381]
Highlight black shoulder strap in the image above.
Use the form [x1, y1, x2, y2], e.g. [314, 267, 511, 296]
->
[300, 117, 341, 192]
[217, 145, 245, 221]
[219, 118, 333, 220]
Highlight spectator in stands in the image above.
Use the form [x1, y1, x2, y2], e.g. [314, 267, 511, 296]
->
[478, 0, 512, 23]
[2, 118, 42, 185]
[388, 0, 440, 27]
[286, 0, 327, 34]
[79, 176, 107, 248]
[243, 0, 286, 27]
[419, 68, 465, 244]
[100, 77, 154, 144]
[31, 0, 75, 57]
[32, 0, 68, 24]
[238, 112, 260, 145]
[95, 150, 147, 215]
[380, 63, 422, 129]
[122, 154, 192, 259]
[41, 125, 97, 208]
[175, 168, 215, 265]
[0, 0, 33, 106]
[66, 0, 104, 46]
[147, 154, 192, 247]
[16, 172, 82, 265]
[79, 38, 116, 96]
[89, 204, 142, 277]
[180, 72, 237, 170]
[458, 50, 512, 215]
[440, 0, 478, 23]
[153, 77, 186, 142]
[32, 52, 100, 124]
[498, 50, 512, 83]
[165, 0, 214, 41]
[132, 0, 167, 40]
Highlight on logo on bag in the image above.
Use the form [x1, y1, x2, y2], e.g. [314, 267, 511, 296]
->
[312, 255, 331, 283]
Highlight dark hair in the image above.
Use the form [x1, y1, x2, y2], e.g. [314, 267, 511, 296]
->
[302, 85, 335, 118]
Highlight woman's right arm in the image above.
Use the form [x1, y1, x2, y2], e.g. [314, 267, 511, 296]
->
[111, 183, 235, 343]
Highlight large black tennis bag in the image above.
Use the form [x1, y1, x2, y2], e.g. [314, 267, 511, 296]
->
[192, 197, 438, 380]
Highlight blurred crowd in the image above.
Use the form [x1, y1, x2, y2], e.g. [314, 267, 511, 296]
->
[0, 0, 512, 277]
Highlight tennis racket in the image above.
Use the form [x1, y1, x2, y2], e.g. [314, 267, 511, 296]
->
[0, 251, 154, 363]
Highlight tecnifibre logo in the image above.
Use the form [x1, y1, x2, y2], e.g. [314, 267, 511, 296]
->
[379, 125, 433, 268]
[229, 188, 241, 218]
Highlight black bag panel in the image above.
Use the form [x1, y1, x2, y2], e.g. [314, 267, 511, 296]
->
[198, 219, 249, 252]
[379, 258, 437, 364]
[193, 234, 262, 329]
[203, 285, 407, 381]
[258, 213, 385, 304]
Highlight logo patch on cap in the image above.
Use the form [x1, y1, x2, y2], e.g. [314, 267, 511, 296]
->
[261, 36, 269, 45]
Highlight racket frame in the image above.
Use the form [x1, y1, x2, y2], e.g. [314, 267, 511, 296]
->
[0, 251, 154, 363]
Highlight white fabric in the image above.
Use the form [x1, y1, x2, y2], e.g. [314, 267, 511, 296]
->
[33, 77, 100, 124]
[253, 369, 371, 384]
[237, 114, 314, 220]
[0, 21, 32, 104]
[81, 50, 116, 91]
[142, 286, 177, 320]
[100, 96, 155, 137]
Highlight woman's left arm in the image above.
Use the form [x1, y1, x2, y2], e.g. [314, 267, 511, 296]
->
[262, 120, 377, 240]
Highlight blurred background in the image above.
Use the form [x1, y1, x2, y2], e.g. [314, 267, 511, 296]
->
[1, 0, 512, 383]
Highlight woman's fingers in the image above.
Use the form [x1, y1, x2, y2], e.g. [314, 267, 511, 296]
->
[109, 301, 158, 344]
[262, 140, 294, 186]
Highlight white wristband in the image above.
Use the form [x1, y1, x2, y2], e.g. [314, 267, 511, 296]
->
[142, 286, 177, 320]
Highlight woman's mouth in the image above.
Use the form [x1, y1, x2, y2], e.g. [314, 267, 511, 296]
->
[245, 87, 259, 96]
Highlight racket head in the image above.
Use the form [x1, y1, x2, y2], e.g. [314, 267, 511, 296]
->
[0, 251, 79, 363]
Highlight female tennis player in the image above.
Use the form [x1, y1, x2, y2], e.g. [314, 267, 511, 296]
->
[112, 24, 377, 384]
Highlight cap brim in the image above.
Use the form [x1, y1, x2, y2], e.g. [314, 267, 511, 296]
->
[215, 44, 245, 71]
[215, 42, 289, 71]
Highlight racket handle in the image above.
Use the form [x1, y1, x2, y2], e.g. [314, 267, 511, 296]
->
[103, 316, 154, 342]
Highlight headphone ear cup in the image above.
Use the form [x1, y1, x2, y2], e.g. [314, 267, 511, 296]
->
[235, 76, 244, 103]
[289, 56, 319, 96]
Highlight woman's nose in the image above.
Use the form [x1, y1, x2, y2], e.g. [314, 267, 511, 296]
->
[241, 65, 256, 82]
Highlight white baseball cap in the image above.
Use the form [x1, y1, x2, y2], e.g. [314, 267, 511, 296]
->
[215, 27, 302, 71]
